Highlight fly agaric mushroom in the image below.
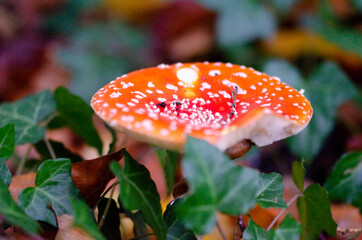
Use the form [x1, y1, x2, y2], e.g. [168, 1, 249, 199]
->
[91, 62, 312, 151]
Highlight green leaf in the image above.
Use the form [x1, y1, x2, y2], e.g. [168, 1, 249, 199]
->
[324, 152, 362, 211]
[72, 198, 106, 240]
[0, 90, 56, 145]
[0, 181, 41, 235]
[262, 59, 305, 90]
[0, 123, 14, 185]
[292, 161, 305, 192]
[352, 0, 362, 11]
[256, 172, 287, 208]
[244, 215, 301, 240]
[117, 195, 150, 237]
[310, 5, 362, 58]
[292, 62, 357, 160]
[156, 149, 179, 196]
[52, 87, 103, 155]
[18, 158, 80, 227]
[264, 60, 358, 160]
[35, 140, 83, 163]
[297, 184, 337, 240]
[267, 214, 301, 240]
[110, 151, 167, 240]
[0, 160, 12, 186]
[163, 199, 196, 240]
[176, 136, 260, 234]
[97, 198, 121, 240]
[0, 123, 15, 161]
[56, 21, 146, 102]
[217, 0, 276, 46]
[262, 0, 297, 14]
[244, 219, 267, 240]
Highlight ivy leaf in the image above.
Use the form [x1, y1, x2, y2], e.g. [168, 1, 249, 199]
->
[0, 181, 41, 235]
[264, 60, 357, 160]
[268, 214, 301, 240]
[110, 151, 167, 240]
[0, 161, 12, 186]
[18, 158, 80, 227]
[34, 140, 83, 163]
[72, 198, 106, 240]
[262, 59, 304, 91]
[256, 172, 287, 208]
[288, 62, 357, 160]
[156, 149, 179, 196]
[0, 90, 56, 145]
[176, 136, 260, 234]
[0, 122, 15, 161]
[217, 0, 276, 46]
[163, 199, 196, 240]
[97, 198, 121, 240]
[292, 161, 305, 192]
[297, 184, 337, 240]
[51, 87, 103, 155]
[324, 152, 362, 211]
[244, 219, 267, 240]
[0, 123, 14, 185]
[244, 215, 301, 240]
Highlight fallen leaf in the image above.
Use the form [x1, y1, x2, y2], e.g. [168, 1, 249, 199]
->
[56, 214, 94, 240]
[262, 29, 362, 68]
[71, 148, 124, 207]
[9, 172, 36, 202]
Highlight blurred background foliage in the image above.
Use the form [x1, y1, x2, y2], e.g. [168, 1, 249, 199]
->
[0, 0, 361, 183]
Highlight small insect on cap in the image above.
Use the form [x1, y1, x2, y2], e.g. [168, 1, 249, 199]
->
[91, 62, 312, 151]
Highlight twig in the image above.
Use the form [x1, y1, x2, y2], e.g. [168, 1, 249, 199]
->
[98, 184, 116, 229]
[47, 202, 59, 227]
[92, 182, 119, 211]
[238, 215, 246, 238]
[42, 111, 58, 127]
[234, 223, 238, 240]
[216, 221, 228, 240]
[337, 227, 362, 235]
[266, 194, 301, 231]
[15, 144, 32, 176]
[44, 138, 56, 159]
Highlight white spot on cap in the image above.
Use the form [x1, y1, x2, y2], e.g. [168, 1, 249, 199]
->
[219, 90, 231, 98]
[234, 72, 247, 78]
[250, 85, 256, 90]
[166, 84, 178, 91]
[158, 97, 167, 102]
[160, 129, 170, 136]
[200, 82, 211, 91]
[209, 70, 221, 77]
[148, 82, 155, 88]
[141, 119, 154, 131]
[157, 63, 170, 69]
[176, 67, 199, 85]
[299, 89, 305, 95]
[110, 92, 122, 98]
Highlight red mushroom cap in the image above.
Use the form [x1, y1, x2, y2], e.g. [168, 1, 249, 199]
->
[91, 62, 312, 150]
